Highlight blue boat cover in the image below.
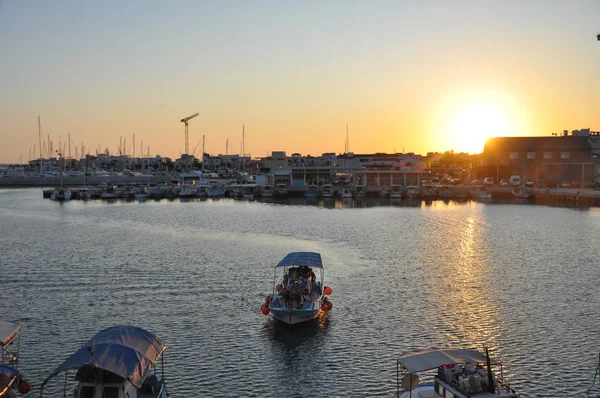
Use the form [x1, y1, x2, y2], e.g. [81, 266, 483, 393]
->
[41, 326, 165, 389]
[276, 252, 323, 268]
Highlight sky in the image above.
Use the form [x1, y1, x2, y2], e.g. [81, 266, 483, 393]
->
[1, 0, 599, 163]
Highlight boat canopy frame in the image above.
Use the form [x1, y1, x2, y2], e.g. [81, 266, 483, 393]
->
[396, 348, 508, 397]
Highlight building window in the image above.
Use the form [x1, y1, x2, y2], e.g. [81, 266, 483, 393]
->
[509, 152, 519, 159]
[560, 152, 570, 159]
[544, 152, 552, 159]
[527, 152, 535, 159]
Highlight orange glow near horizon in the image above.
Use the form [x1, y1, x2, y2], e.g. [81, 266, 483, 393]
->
[428, 88, 529, 155]
[451, 102, 511, 154]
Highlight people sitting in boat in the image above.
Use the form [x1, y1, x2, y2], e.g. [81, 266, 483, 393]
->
[297, 275, 309, 289]
[465, 363, 477, 376]
[301, 290, 312, 307]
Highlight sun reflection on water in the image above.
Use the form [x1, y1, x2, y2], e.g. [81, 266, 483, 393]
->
[426, 212, 502, 350]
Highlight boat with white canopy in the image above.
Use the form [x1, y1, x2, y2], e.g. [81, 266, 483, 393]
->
[0, 320, 29, 397]
[40, 325, 167, 398]
[262, 252, 333, 325]
[396, 348, 519, 398]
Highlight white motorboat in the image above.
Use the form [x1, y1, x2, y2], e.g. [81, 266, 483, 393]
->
[260, 185, 274, 198]
[305, 184, 319, 199]
[0, 320, 30, 397]
[379, 189, 389, 198]
[340, 186, 353, 199]
[320, 184, 335, 198]
[178, 184, 197, 198]
[206, 184, 226, 197]
[390, 186, 403, 199]
[354, 185, 367, 199]
[50, 188, 72, 201]
[396, 348, 519, 398]
[240, 183, 258, 200]
[263, 252, 332, 325]
[512, 186, 533, 200]
[276, 183, 289, 197]
[471, 186, 492, 200]
[406, 185, 421, 198]
[134, 188, 150, 200]
[40, 325, 168, 398]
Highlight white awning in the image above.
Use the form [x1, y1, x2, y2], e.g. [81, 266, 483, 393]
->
[398, 348, 491, 373]
[0, 320, 21, 347]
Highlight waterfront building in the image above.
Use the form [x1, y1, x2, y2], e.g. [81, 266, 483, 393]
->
[480, 133, 598, 186]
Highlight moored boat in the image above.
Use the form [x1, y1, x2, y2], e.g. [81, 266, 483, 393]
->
[40, 325, 168, 398]
[262, 252, 332, 325]
[305, 184, 319, 199]
[260, 185, 274, 198]
[0, 320, 30, 397]
[512, 186, 533, 200]
[276, 183, 289, 198]
[320, 184, 335, 198]
[340, 186, 352, 199]
[50, 188, 72, 201]
[471, 186, 492, 200]
[396, 348, 519, 398]
[390, 186, 403, 199]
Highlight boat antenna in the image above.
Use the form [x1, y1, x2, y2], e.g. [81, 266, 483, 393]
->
[587, 352, 600, 397]
[485, 346, 495, 394]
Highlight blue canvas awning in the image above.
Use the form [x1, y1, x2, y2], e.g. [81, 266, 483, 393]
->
[276, 252, 323, 268]
[41, 326, 165, 389]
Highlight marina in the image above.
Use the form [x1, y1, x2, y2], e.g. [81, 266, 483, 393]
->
[1, 189, 600, 396]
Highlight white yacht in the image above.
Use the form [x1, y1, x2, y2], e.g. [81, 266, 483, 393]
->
[320, 184, 335, 198]
[340, 186, 353, 199]
[396, 348, 519, 398]
[276, 183, 289, 197]
[390, 186, 403, 199]
[260, 185, 274, 198]
[240, 183, 258, 200]
[178, 184, 197, 198]
[406, 185, 421, 198]
[471, 186, 492, 200]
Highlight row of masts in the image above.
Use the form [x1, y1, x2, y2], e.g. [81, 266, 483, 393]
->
[25, 116, 353, 168]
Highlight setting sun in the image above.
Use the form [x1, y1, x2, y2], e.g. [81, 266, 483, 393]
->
[450, 102, 512, 153]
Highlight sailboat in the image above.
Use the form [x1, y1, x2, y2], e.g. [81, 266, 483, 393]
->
[50, 152, 71, 201]
[135, 149, 151, 200]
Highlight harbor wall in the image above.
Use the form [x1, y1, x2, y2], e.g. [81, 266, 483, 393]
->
[0, 176, 171, 187]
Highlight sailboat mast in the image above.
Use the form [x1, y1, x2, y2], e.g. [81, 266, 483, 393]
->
[242, 125, 245, 174]
[38, 116, 43, 173]
[346, 123, 349, 153]
[68, 133, 71, 171]
[202, 135, 205, 172]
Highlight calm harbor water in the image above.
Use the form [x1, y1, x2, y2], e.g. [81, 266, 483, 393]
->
[1, 189, 600, 397]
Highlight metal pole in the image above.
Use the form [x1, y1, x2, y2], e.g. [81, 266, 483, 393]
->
[185, 121, 189, 155]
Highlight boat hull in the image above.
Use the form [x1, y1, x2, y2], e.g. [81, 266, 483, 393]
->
[270, 308, 322, 325]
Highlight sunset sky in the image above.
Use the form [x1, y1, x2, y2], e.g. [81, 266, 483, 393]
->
[1, 1, 599, 163]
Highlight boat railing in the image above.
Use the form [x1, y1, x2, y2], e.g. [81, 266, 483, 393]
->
[435, 364, 517, 397]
